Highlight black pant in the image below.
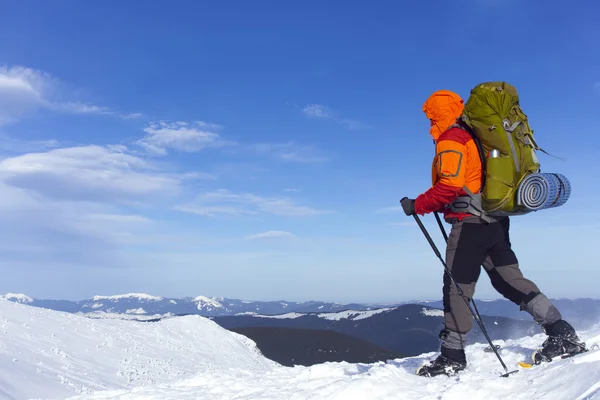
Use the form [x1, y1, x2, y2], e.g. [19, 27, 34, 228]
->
[441, 216, 561, 350]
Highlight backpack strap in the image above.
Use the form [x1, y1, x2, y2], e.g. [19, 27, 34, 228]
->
[447, 188, 495, 223]
[446, 121, 493, 223]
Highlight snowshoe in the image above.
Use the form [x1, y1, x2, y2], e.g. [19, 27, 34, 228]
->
[416, 346, 466, 377]
[532, 319, 588, 365]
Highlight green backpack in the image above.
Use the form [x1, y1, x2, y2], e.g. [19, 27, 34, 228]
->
[458, 82, 542, 216]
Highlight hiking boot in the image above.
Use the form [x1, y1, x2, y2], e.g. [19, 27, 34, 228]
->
[416, 346, 466, 377]
[533, 319, 587, 365]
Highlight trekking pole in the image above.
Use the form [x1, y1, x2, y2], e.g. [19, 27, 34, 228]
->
[433, 212, 488, 339]
[412, 213, 517, 377]
[433, 212, 449, 242]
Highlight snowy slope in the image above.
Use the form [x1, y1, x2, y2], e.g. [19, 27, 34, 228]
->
[0, 299, 275, 400]
[68, 328, 600, 400]
[3, 298, 600, 400]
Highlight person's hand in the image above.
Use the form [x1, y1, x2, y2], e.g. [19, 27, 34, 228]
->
[400, 197, 415, 216]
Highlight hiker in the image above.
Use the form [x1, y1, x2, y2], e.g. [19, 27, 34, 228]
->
[400, 89, 586, 377]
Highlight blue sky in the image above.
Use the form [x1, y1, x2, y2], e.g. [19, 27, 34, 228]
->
[0, 0, 599, 303]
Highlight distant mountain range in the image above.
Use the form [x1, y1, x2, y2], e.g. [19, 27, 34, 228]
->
[3, 292, 597, 366]
[1, 292, 598, 330]
[0, 292, 373, 317]
[229, 326, 405, 367]
[212, 304, 538, 357]
[415, 298, 600, 330]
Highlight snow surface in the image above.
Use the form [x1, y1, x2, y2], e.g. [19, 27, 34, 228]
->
[421, 307, 444, 317]
[0, 293, 33, 303]
[68, 331, 600, 400]
[91, 294, 164, 302]
[248, 308, 394, 321]
[125, 308, 146, 315]
[316, 308, 394, 321]
[0, 299, 274, 400]
[251, 312, 305, 319]
[77, 311, 171, 321]
[193, 295, 224, 310]
[3, 299, 600, 400]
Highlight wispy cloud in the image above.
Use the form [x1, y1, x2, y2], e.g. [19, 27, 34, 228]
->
[246, 230, 296, 240]
[594, 82, 600, 92]
[249, 142, 329, 163]
[0, 65, 140, 125]
[301, 103, 367, 130]
[137, 121, 232, 156]
[138, 120, 329, 163]
[0, 144, 182, 201]
[302, 104, 331, 119]
[176, 189, 331, 217]
[0, 138, 213, 258]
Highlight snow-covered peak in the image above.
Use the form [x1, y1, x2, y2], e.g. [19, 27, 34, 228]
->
[0, 293, 33, 303]
[91, 293, 164, 302]
[251, 312, 305, 319]
[421, 307, 444, 317]
[316, 308, 394, 321]
[247, 308, 394, 321]
[0, 298, 274, 399]
[194, 296, 224, 310]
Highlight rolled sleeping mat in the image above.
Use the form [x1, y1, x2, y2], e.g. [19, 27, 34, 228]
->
[516, 173, 571, 211]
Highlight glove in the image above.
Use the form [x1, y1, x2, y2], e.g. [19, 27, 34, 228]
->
[400, 197, 415, 216]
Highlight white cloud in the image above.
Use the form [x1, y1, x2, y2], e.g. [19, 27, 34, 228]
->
[301, 103, 366, 130]
[0, 144, 182, 201]
[0, 65, 139, 124]
[137, 121, 232, 156]
[302, 104, 331, 119]
[47, 102, 112, 115]
[246, 230, 296, 240]
[0, 180, 155, 256]
[250, 142, 328, 163]
[176, 189, 331, 217]
[136, 120, 328, 163]
[595, 82, 600, 91]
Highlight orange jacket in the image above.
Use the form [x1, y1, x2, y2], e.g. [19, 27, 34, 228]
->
[414, 91, 483, 220]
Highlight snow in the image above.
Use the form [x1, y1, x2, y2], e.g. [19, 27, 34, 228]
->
[193, 295, 223, 310]
[249, 308, 394, 321]
[0, 293, 33, 303]
[253, 312, 305, 319]
[91, 293, 164, 302]
[0, 299, 274, 400]
[125, 308, 146, 315]
[421, 307, 444, 317]
[4, 299, 600, 400]
[316, 308, 394, 321]
[246, 308, 394, 321]
[68, 327, 600, 400]
[91, 303, 104, 309]
[77, 312, 170, 321]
